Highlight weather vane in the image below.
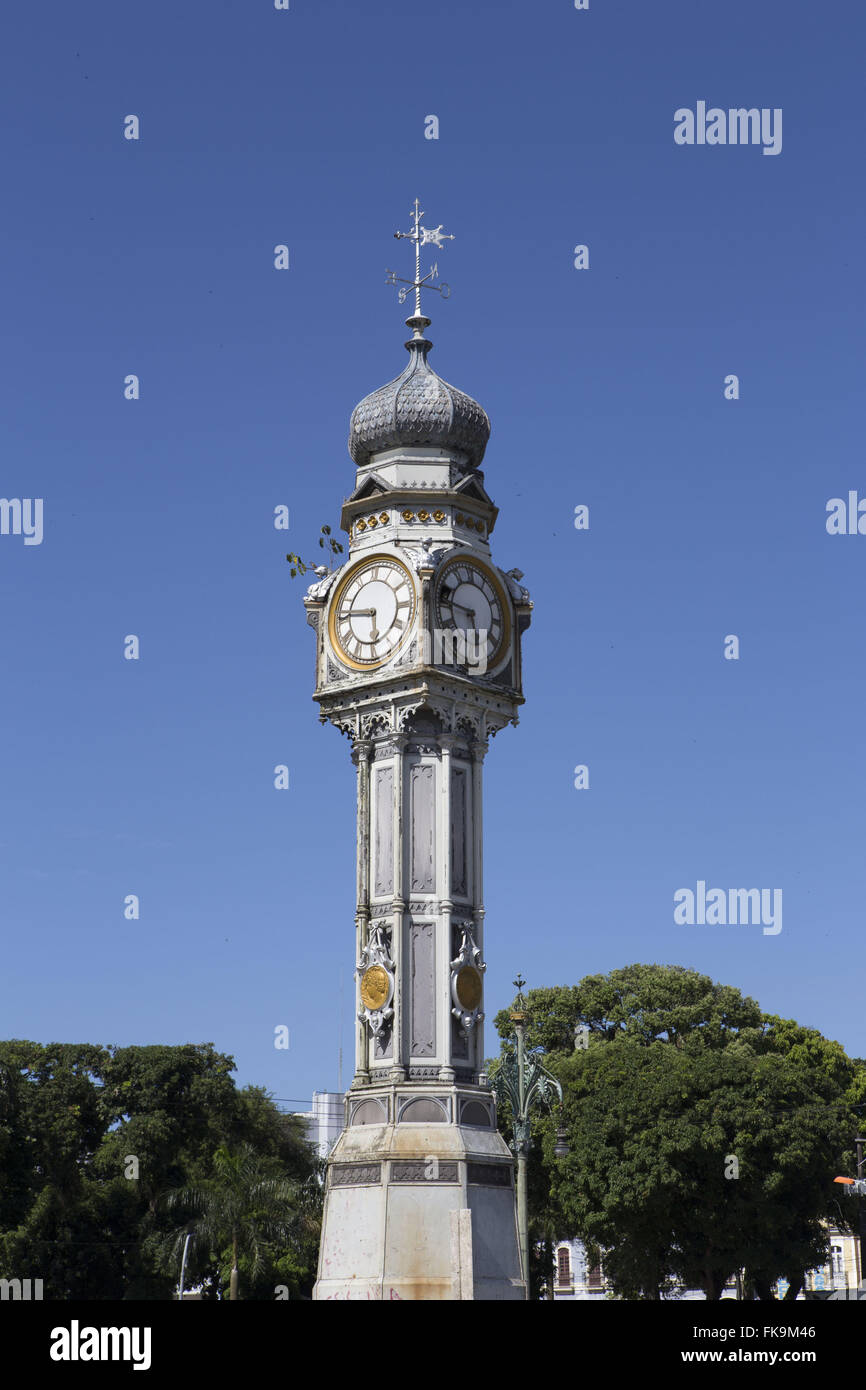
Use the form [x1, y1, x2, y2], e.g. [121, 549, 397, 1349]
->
[386, 198, 454, 316]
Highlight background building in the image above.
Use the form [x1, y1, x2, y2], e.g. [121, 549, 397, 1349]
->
[551, 1227, 862, 1301]
[801, 1228, 861, 1298]
[292, 1091, 344, 1159]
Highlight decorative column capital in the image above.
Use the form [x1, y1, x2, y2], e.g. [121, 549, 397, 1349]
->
[352, 738, 372, 767]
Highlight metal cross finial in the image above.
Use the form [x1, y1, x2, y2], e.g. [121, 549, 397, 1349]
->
[386, 197, 454, 316]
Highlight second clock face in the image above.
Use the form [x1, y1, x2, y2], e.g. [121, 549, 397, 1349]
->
[329, 555, 416, 669]
[434, 557, 510, 668]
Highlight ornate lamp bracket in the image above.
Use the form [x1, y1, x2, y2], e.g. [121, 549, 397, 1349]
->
[491, 1050, 564, 1154]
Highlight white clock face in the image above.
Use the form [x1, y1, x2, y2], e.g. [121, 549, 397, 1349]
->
[434, 558, 509, 667]
[329, 555, 416, 669]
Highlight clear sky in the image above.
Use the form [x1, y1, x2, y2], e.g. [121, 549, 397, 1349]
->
[2, 0, 864, 1109]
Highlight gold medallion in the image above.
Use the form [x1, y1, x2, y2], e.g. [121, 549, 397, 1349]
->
[455, 966, 482, 1012]
[360, 964, 391, 1012]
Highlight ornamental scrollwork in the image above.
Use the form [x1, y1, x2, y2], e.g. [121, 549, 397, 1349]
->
[361, 710, 393, 739]
[490, 1050, 563, 1154]
[356, 923, 395, 1037]
[449, 923, 486, 1034]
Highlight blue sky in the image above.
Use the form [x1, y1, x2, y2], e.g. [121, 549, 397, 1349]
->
[2, 0, 864, 1108]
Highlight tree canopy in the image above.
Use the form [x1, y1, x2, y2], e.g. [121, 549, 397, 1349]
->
[0, 1041, 321, 1299]
[493, 965, 864, 1300]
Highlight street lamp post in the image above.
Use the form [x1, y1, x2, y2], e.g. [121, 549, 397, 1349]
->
[858, 1138, 866, 1289]
[513, 995, 530, 1293]
[835, 1139, 866, 1289]
[492, 976, 569, 1300]
[177, 1232, 192, 1302]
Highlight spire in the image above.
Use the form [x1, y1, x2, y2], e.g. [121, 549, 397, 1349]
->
[385, 198, 454, 354]
[348, 200, 490, 469]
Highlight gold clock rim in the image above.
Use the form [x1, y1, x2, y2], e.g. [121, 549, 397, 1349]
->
[328, 552, 418, 672]
[434, 554, 512, 669]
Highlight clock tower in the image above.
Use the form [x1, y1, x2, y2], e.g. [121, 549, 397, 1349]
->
[306, 203, 531, 1301]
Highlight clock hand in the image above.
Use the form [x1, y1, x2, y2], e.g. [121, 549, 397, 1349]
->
[346, 605, 382, 638]
[343, 605, 383, 644]
[451, 602, 476, 624]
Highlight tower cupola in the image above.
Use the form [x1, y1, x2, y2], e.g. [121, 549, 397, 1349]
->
[348, 313, 490, 470]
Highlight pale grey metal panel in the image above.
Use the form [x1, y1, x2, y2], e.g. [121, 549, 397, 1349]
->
[373, 1029, 393, 1059]
[451, 765, 467, 897]
[410, 921, 436, 1057]
[410, 763, 435, 893]
[374, 765, 394, 897]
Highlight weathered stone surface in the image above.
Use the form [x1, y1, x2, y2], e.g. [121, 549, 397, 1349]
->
[314, 1118, 524, 1301]
[329, 1163, 382, 1187]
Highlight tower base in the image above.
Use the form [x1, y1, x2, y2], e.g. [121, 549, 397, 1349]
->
[313, 1088, 525, 1301]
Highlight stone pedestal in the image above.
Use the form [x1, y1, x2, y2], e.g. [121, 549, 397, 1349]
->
[313, 1085, 525, 1301]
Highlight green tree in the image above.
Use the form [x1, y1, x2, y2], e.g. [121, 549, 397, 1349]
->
[494, 967, 858, 1300]
[164, 1142, 303, 1300]
[0, 1041, 122, 1299]
[0, 1041, 320, 1299]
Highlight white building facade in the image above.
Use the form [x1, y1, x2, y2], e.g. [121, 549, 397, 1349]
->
[551, 1228, 862, 1300]
[293, 1092, 344, 1159]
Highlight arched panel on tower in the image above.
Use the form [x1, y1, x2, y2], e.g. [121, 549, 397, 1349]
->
[460, 1099, 493, 1128]
[398, 1096, 448, 1124]
[350, 1097, 388, 1126]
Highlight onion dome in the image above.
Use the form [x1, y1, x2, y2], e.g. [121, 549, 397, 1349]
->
[349, 315, 490, 469]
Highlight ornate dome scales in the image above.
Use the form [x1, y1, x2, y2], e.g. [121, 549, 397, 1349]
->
[348, 315, 490, 470]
